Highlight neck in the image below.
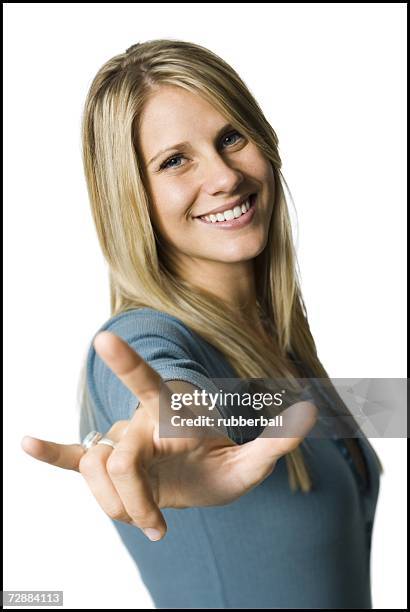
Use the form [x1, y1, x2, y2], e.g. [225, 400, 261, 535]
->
[169, 253, 300, 374]
[178, 257, 261, 322]
[178, 257, 298, 372]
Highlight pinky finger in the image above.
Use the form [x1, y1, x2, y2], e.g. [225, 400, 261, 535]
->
[21, 436, 85, 472]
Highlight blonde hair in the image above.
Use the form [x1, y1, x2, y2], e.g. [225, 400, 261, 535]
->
[78, 38, 383, 492]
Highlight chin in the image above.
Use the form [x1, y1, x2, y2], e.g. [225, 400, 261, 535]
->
[219, 236, 268, 261]
[215, 246, 265, 263]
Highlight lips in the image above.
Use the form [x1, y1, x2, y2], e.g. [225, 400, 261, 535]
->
[194, 193, 256, 219]
[195, 193, 257, 229]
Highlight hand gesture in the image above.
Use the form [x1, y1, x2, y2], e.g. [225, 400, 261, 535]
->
[22, 331, 317, 541]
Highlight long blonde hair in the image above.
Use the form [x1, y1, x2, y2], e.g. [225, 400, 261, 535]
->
[78, 38, 383, 492]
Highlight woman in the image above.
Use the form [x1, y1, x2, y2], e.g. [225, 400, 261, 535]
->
[22, 39, 383, 609]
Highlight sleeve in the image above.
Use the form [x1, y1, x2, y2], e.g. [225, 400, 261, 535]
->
[84, 308, 229, 435]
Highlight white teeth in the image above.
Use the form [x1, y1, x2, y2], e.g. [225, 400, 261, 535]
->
[200, 195, 254, 223]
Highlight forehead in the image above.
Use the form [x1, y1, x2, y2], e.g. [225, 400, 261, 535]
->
[138, 85, 227, 153]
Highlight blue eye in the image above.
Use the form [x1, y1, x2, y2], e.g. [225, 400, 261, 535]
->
[160, 155, 184, 171]
[159, 131, 244, 171]
[221, 132, 242, 147]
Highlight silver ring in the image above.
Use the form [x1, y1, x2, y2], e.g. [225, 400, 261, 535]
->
[81, 430, 103, 450]
[97, 437, 116, 449]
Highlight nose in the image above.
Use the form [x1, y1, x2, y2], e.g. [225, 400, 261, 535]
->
[200, 152, 244, 196]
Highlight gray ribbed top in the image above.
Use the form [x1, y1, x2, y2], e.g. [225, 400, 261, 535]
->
[79, 307, 380, 609]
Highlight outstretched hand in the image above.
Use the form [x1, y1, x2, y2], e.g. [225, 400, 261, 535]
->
[21, 331, 317, 541]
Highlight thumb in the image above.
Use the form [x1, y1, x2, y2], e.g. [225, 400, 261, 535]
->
[237, 400, 318, 477]
[21, 436, 85, 472]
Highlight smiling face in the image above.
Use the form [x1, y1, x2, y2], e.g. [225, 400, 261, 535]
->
[137, 84, 275, 277]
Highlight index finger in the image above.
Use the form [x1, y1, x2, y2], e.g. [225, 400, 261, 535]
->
[93, 331, 172, 424]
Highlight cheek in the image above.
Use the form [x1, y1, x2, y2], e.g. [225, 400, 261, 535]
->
[255, 157, 274, 185]
[152, 184, 193, 220]
[150, 195, 193, 246]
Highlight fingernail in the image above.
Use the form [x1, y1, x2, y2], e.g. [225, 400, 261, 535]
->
[143, 527, 162, 541]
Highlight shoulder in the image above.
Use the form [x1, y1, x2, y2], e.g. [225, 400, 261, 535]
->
[86, 307, 224, 382]
[93, 307, 199, 352]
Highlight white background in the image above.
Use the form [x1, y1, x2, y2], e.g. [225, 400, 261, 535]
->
[4, 3, 407, 609]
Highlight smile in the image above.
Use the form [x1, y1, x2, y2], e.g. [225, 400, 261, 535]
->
[195, 193, 257, 230]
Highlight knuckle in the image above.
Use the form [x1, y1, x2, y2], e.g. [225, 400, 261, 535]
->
[105, 504, 130, 523]
[140, 389, 158, 404]
[129, 510, 148, 525]
[79, 453, 100, 477]
[117, 419, 130, 427]
[106, 452, 134, 477]
[108, 420, 129, 437]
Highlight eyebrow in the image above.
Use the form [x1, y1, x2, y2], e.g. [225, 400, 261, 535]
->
[147, 123, 236, 167]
